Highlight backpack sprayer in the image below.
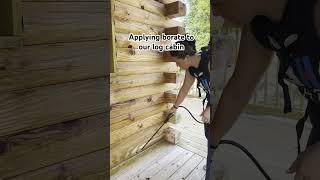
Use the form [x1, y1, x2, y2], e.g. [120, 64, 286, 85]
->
[139, 105, 273, 180]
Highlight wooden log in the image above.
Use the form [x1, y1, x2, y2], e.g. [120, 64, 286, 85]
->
[111, 112, 166, 145]
[114, 1, 184, 28]
[116, 61, 178, 75]
[0, 41, 107, 92]
[0, 36, 23, 49]
[111, 93, 165, 119]
[9, 148, 108, 180]
[115, 18, 164, 35]
[110, 123, 168, 168]
[0, 0, 22, 36]
[111, 103, 169, 131]
[111, 73, 167, 90]
[164, 72, 177, 84]
[110, 83, 175, 105]
[164, 26, 185, 35]
[22, 2, 107, 45]
[116, 0, 166, 16]
[115, 33, 172, 49]
[0, 114, 107, 179]
[165, 1, 186, 19]
[109, 0, 117, 73]
[164, 90, 177, 103]
[116, 48, 164, 62]
[163, 126, 181, 144]
[0, 78, 107, 137]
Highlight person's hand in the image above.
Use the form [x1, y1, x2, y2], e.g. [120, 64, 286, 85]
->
[201, 107, 211, 124]
[287, 142, 320, 180]
[168, 106, 178, 115]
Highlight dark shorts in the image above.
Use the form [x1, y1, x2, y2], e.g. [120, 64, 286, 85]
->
[307, 101, 320, 146]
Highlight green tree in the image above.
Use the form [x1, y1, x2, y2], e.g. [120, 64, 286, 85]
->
[185, 0, 210, 51]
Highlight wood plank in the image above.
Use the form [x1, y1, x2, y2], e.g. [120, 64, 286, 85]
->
[111, 141, 175, 178]
[111, 112, 166, 144]
[23, 2, 107, 45]
[116, 0, 166, 16]
[116, 61, 178, 75]
[176, 137, 207, 157]
[185, 158, 207, 180]
[168, 154, 203, 180]
[110, 83, 176, 105]
[110, 93, 166, 119]
[151, 149, 194, 180]
[110, 122, 168, 168]
[0, 41, 106, 92]
[0, 114, 108, 179]
[111, 103, 169, 131]
[133, 146, 189, 180]
[110, 73, 167, 90]
[9, 149, 108, 180]
[114, 1, 183, 28]
[0, 78, 107, 136]
[115, 18, 164, 35]
[116, 48, 165, 62]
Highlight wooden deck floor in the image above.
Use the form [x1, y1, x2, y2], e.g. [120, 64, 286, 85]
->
[111, 98, 312, 180]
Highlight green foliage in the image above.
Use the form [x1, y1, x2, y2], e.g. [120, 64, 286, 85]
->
[185, 0, 210, 51]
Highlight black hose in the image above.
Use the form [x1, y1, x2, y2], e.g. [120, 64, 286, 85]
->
[219, 140, 272, 180]
[179, 105, 273, 180]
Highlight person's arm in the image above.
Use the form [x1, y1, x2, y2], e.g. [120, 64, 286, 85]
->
[210, 25, 274, 145]
[174, 71, 196, 108]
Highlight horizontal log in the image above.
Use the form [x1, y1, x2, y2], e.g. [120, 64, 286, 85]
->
[0, 41, 107, 92]
[115, 17, 164, 35]
[164, 72, 177, 83]
[111, 112, 165, 144]
[164, 26, 185, 35]
[0, 36, 23, 49]
[116, 48, 164, 62]
[111, 93, 165, 119]
[23, 2, 107, 45]
[116, 61, 178, 75]
[165, 1, 186, 19]
[110, 83, 176, 105]
[164, 90, 177, 103]
[0, 114, 107, 179]
[110, 122, 167, 168]
[111, 73, 167, 90]
[115, 33, 172, 49]
[164, 126, 181, 144]
[114, 1, 183, 28]
[0, 78, 107, 137]
[10, 148, 108, 180]
[116, 0, 166, 16]
[111, 103, 169, 131]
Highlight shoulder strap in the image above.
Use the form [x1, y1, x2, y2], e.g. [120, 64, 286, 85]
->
[199, 50, 210, 78]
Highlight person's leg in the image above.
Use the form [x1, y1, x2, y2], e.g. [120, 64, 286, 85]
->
[307, 101, 320, 147]
[204, 121, 216, 180]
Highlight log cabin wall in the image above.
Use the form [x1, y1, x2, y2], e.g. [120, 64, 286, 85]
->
[109, 0, 186, 174]
[0, 0, 108, 179]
